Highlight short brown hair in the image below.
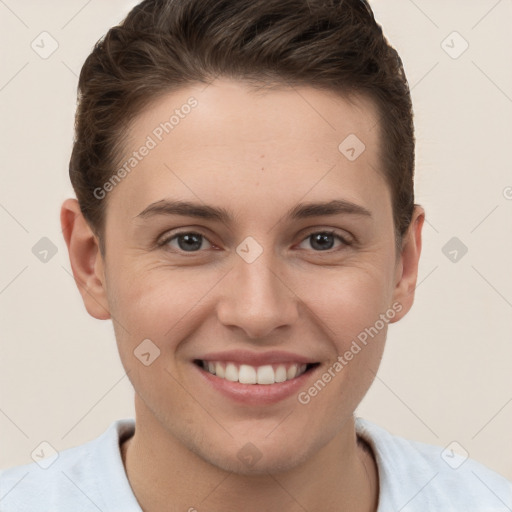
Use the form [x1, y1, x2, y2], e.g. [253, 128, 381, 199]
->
[69, 0, 415, 247]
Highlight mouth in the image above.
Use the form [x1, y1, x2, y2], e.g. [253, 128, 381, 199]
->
[194, 360, 319, 385]
[192, 350, 322, 405]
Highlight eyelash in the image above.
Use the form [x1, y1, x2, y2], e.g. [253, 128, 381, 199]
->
[157, 229, 353, 254]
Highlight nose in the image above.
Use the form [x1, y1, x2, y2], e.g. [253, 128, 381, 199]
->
[216, 253, 299, 340]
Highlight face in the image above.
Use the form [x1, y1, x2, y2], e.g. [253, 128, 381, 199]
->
[77, 78, 420, 474]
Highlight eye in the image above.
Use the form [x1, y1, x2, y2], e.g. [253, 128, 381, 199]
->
[297, 231, 351, 251]
[160, 231, 213, 252]
[158, 229, 351, 254]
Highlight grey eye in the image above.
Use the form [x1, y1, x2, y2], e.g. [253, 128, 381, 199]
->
[298, 231, 346, 251]
[167, 233, 212, 252]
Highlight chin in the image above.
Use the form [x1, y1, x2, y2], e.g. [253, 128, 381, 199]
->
[193, 436, 318, 476]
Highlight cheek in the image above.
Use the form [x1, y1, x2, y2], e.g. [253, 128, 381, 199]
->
[294, 262, 394, 396]
[297, 262, 395, 342]
[106, 263, 221, 349]
[293, 267, 393, 422]
[107, 250, 396, 349]
[105, 265, 214, 416]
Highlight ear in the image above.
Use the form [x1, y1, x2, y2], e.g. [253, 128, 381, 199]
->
[60, 198, 111, 320]
[389, 205, 425, 323]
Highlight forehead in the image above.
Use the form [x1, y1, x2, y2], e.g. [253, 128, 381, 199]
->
[109, 78, 388, 220]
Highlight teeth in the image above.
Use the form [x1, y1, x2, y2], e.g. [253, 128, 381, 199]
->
[225, 363, 238, 382]
[287, 365, 297, 380]
[275, 365, 287, 383]
[215, 362, 225, 378]
[239, 364, 257, 384]
[201, 361, 310, 385]
[257, 365, 275, 385]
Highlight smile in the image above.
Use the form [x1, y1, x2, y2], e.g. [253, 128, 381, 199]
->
[196, 360, 315, 385]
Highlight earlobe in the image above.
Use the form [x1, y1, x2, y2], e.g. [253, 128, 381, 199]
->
[389, 205, 425, 323]
[60, 198, 111, 320]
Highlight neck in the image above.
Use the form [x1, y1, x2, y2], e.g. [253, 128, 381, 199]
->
[121, 400, 379, 512]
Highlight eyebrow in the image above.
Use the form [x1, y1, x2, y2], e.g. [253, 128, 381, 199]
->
[135, 199, 372, 223]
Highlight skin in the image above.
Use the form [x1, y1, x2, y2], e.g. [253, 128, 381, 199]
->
[61, 78, 424, 512]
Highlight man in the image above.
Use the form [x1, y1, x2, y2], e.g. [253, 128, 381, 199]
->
[1, 0, 511, 510]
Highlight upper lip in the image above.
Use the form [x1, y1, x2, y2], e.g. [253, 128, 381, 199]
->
[196, 350, 317, 366]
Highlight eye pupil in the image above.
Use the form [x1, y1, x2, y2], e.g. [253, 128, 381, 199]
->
[178, 234, 202, 251]
[310, 233, 335, 251]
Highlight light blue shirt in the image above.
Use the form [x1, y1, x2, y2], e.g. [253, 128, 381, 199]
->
[1, 417, 511, 511]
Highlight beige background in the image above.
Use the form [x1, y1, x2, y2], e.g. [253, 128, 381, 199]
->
[0, 0, 511, 480]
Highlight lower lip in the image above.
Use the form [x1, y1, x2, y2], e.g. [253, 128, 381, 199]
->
[194, 364, 318, 405]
